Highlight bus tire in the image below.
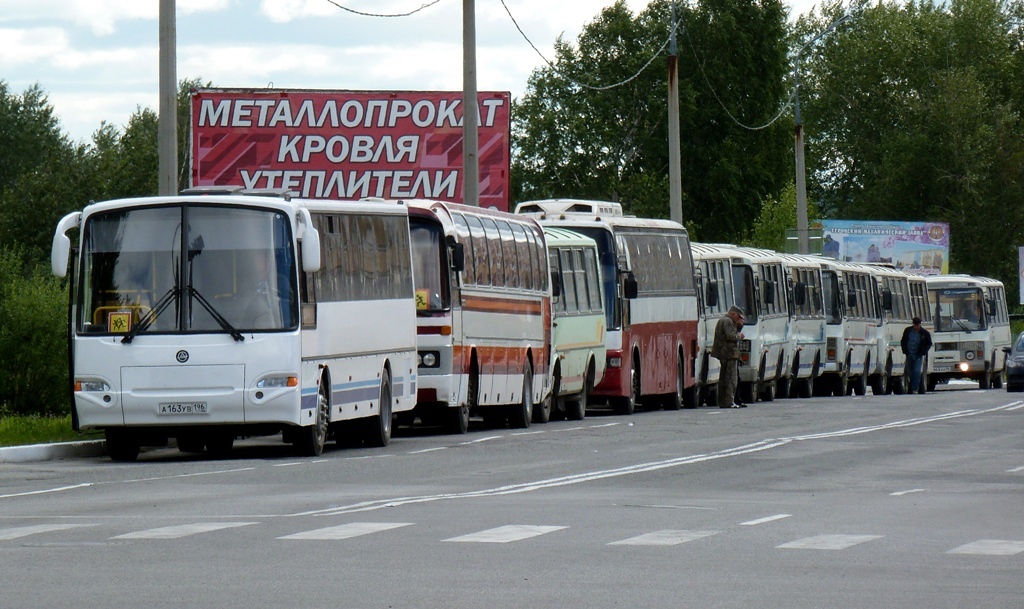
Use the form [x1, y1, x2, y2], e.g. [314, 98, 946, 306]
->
[566, 361, 593, 421]
[870, 360, 889, 396]
[665, 354, 684, 411]
[613, 355, 639, 415]
[297, 381, 329, 457]
[105, 429, 140, 462]
[509, 364, 533, 429]
[447, 405, 470, 434]
[832, 373, 848, 397]
[364, 369, 393, 448]
[979, 366, 991, 389]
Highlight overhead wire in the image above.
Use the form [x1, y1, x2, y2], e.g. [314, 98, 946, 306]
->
[322, 0, 444, 18]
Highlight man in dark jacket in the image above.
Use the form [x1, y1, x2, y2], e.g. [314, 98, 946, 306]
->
[901, 317, 933, 394]
[712, 305, 746, 408]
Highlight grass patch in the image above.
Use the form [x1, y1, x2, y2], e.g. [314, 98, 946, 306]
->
[0, 414, 102, 447]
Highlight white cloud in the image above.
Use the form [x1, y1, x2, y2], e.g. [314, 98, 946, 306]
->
[0, 28, 70, 65]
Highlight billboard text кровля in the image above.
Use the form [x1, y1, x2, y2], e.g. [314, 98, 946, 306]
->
[190, 89, 511, 210]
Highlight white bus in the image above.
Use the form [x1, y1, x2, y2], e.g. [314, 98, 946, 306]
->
[869, 264, 915, 394]
[405, 200, 549, 433]
[710, 245, 793, 403]
[51, 192, 418, 460]
[517, 200, 700, 413]
[777, 253, 827, 398]
[543, 226, 607, 421]
[690, 243, 740, 405]
[925, 274, 1011, 389]
[815, 258, 881, 396]
[907, 273, 933, 393]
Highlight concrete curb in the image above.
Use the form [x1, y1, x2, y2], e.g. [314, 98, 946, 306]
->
[0, 440, 107, 463]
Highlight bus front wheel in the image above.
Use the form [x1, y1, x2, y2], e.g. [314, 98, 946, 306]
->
[297, 382, 329, 456]
[105, 429, 140, 462]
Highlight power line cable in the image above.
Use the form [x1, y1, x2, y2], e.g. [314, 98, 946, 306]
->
[683, 26, 794, 131]
[499, 0, 682, 92]
[323, 0, 445, 18]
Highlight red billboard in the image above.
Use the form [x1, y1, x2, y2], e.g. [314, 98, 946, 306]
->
[190, 88, 511, 211]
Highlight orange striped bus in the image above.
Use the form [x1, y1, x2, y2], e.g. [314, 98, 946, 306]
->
[404, 200, 550, 433]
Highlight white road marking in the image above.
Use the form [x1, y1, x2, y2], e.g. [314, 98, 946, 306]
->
[1006, 466, 1024, 473]
[609, 530, 718, 546]
[947, 540, 1024, 556]
[278, 522, 412, 540]
[459, 436, 502, 445]
[741, 514, 792, 526]
[112, 522, 257, 539]
[407, 447, 448, 454]
[890, 489, 926, 496]
[0, 483, 92, 499]
[777, 534, 883, 550]
[444, 525, 567, 543]
[0, 524, 97, 541]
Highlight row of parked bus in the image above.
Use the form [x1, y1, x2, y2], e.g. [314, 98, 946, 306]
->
[50, 193, 1013, 461]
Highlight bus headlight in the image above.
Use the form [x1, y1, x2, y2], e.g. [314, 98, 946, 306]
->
[964, 351, 976, 361]
[257, 375, 299, 389]
[958, 362, 970, 372]
[75, 379, 109, 392]
[608, 356, 622, 368]
[418, 351, 440, 368]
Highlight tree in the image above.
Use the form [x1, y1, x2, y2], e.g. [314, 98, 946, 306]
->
[512, 0, 792, 243]
[802, 0, 1024, 295]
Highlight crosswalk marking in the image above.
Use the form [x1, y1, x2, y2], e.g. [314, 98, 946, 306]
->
[947, 540, 1024, 556]
[112, 522, 257, 540]
[609, 530, 719, 546]
[777, 534, 883, 550]
[0, 524, 96, 541]
[444, 525, 567, 543]
[278, 522, 412, 540]
[741, 514, 791, 526]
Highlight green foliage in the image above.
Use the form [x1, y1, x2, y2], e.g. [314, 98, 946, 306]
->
[742, 182, 815, 251]
[802, 0, 1024, 297]
[0, 247, 69, 416]
[512, 0, 792, 242]
[0, 414, 101, 447]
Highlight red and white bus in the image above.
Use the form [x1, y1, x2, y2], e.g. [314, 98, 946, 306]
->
[403, 199, 550, 433]
[516, 199, 699, 413]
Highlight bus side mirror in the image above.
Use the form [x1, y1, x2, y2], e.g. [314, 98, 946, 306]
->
[298, 209, 321, 273]
[550, 271, 561, 298]
[450, 242, 465, 273]
[705, 280, 719, 308]
[793, 282, 807, 307]
[51, 211, 81, 278]
[624, 272, 639, 300]
[881, 288, 893, 311]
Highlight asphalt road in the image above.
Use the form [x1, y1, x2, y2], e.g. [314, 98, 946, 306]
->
[2, 384, 1023, 609]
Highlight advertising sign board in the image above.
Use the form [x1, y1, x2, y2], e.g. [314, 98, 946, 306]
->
[819, 220, 950, 275]
[190, 88, 511, 210]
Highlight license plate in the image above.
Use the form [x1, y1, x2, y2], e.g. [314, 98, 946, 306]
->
[159, 402, 209, 415]
[931, 365, 952, 373]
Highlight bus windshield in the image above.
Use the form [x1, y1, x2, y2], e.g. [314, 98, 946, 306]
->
[78, 204, 297, 336]
[821, 270, 842, 325]
[732, 265, 757, 324]
[409, 218, 450, 312]
[932, 287, 986, 332]
[565, 226, 621, 331]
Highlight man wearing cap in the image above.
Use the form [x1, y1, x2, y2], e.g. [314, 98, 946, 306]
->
[901, 316, 933, 394]
[712, 305, 746, 408]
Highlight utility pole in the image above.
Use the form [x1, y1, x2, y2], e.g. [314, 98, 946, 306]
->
[794, 14, 851, 254]
[667, 1, 682, 224]
[462, 0, 480, 207]
[158, 0, 177, 196]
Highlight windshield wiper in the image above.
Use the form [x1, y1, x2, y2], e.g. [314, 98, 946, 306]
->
[948, 313, 972, 333]
[122, 287, 178, 344]
[187, 286, 244, 342]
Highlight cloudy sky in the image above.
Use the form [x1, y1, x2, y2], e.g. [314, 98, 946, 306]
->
[1, 0, 821, 143]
